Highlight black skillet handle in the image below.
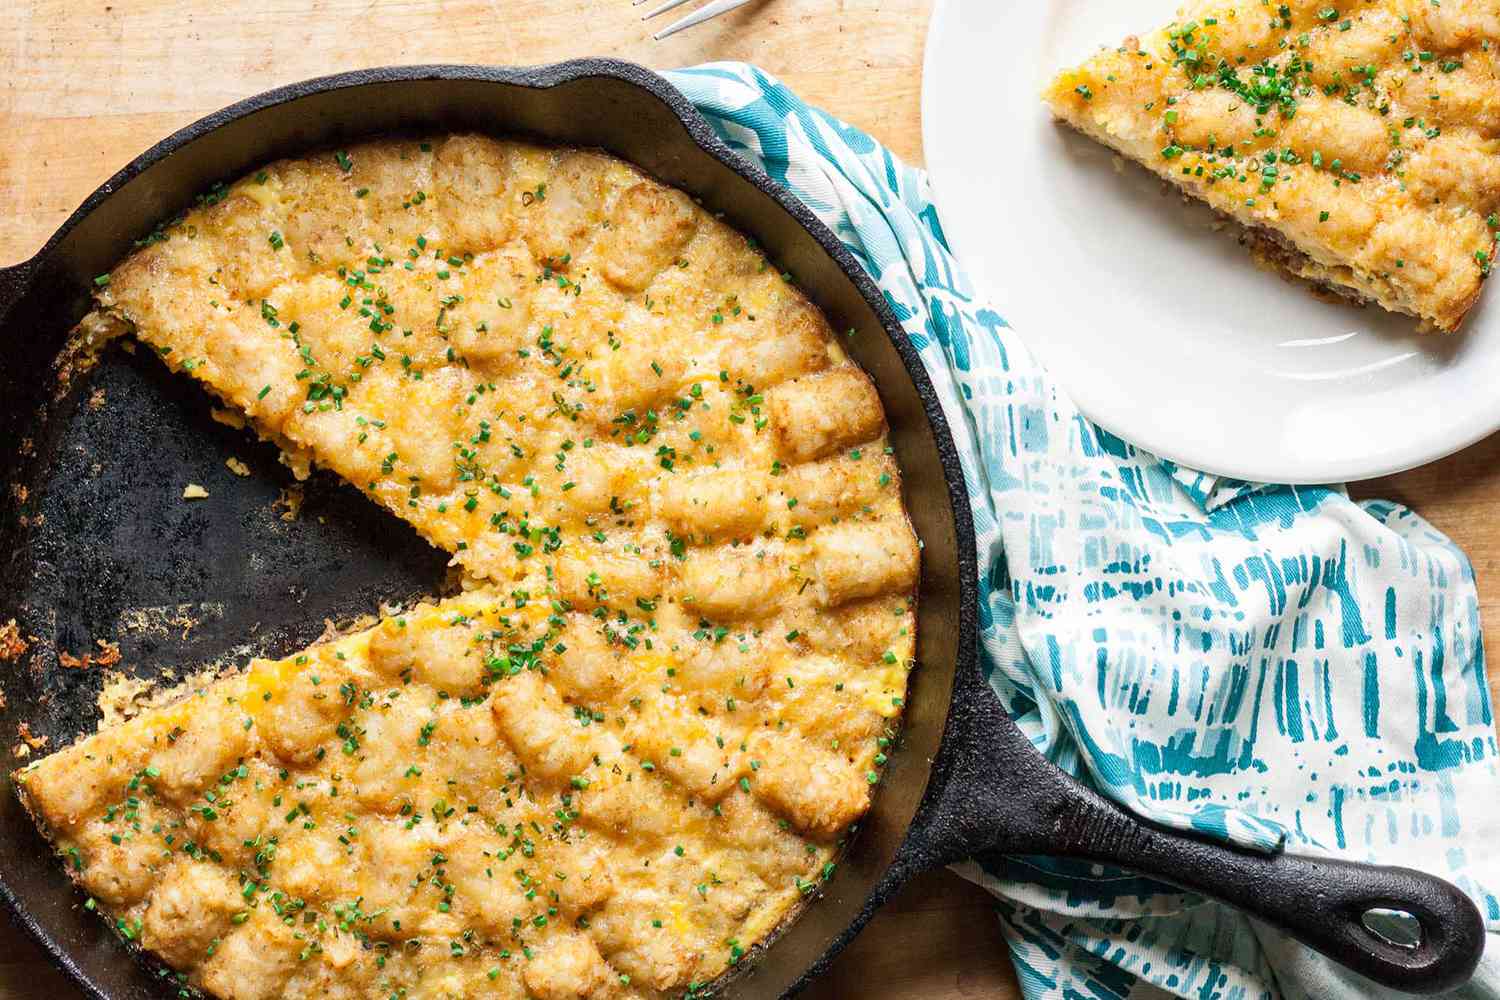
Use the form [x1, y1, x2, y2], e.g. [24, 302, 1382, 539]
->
[1033, 781, 1486, 995]
[919, 674, 1486, 995]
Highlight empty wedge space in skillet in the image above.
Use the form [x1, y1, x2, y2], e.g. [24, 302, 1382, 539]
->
[20, 131, 922, 1000]
[1042, 0, 1500, 333]
[16, 587, 911, 999]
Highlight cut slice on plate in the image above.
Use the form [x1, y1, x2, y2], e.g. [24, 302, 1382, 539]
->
[1043, 0, 1500, 333]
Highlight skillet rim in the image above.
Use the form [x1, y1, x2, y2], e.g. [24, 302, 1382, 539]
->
[0, 59, 982, 1000]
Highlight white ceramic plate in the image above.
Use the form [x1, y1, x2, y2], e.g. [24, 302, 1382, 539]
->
[921, 0, 1500, 484]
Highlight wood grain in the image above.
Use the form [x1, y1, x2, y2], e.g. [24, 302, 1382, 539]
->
[0, 0, 926, 266]
[0, 2, 1495, 999]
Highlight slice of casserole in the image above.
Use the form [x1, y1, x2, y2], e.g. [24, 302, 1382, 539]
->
[1044, 0, 1500, 332]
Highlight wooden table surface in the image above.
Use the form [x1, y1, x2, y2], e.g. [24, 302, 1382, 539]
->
[1, 2, 1497, 999]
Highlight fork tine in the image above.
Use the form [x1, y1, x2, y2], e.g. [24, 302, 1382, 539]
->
[651, 0, 757, 38]
[640, 0, 694, 19]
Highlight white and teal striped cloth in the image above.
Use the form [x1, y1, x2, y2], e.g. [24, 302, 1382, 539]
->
[663, 63, 1500, 999]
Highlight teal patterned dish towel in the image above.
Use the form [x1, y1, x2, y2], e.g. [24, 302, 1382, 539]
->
[663, 63, 1500, 999]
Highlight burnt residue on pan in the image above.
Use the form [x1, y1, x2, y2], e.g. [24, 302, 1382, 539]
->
[4, 334, 451, 753]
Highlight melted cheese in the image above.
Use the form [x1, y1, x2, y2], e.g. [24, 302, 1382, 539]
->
[19, 134, 922, 1000]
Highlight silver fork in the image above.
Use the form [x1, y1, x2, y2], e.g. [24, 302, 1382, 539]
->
[636, 0, 761, 40]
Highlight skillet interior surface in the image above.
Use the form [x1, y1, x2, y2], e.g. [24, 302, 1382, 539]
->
[0, 63, 976, 999]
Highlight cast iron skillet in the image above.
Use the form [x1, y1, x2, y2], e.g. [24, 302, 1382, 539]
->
[0, 62, 1484, 999]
